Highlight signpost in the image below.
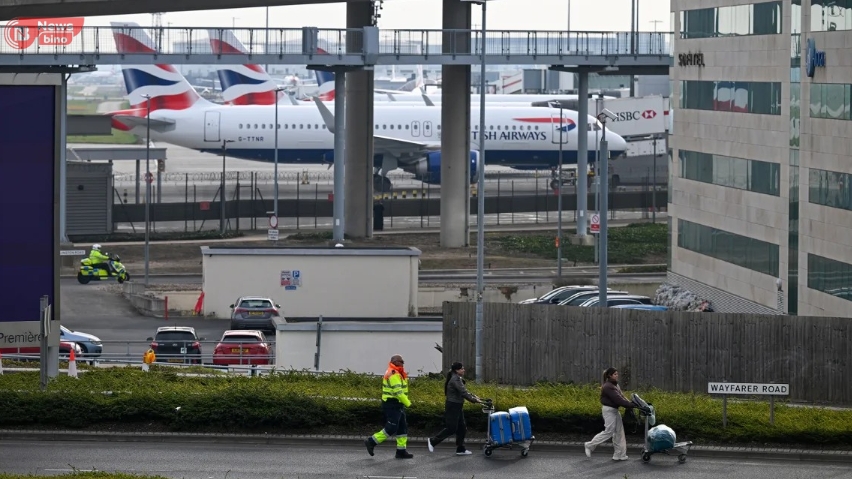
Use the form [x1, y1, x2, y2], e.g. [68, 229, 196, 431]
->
[268, 215, 278, 241]
[60, 250, 86, 256]
[708, 382, 789, 427]
[590, 213, 600, 234]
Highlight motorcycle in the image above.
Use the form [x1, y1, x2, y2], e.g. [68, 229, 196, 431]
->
[77, 252, 130, 284]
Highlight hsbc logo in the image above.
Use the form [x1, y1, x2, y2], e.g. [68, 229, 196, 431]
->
[611, 110, 659, 122]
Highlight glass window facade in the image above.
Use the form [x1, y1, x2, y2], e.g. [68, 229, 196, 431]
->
[680, 81, 782, 115]
[809, 83, 852, 120]
[811, 0, 852, 32]
[680, 2, 783, 39]
[807, 254, 852, 302]
[789, 0, 802, 315]
[809, 168, 852, 210]
[677, 219, 780, 277]
[679, 150, 781, 196]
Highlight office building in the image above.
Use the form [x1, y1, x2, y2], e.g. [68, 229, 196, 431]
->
[669, 0, 851, 317]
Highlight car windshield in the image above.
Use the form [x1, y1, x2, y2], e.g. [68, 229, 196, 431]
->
[156, 331, 196, 341]
[222, 334, 262, 343]
[565, 293, 598, 306]
[239, 299, 273, 309]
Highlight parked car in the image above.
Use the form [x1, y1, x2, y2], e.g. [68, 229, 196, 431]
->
[578, 295, 652, 307]
[212, 330, 272, 366]
[60, 325, 102, 357]
[558, 290, 629, 306]
[612, 304, 669, 311]
[519, 285, 603, 305]
[229, 296, 281, 331]
[147, 326, 203, 364]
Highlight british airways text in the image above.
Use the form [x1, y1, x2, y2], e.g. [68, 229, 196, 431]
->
[472, 131, 548, 141]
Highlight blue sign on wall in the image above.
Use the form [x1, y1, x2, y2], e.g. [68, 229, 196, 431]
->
[806, 38, 826, 78]
[0, 86, 55, 339]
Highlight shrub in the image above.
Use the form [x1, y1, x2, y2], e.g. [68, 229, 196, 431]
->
[1, 368, 851, 446]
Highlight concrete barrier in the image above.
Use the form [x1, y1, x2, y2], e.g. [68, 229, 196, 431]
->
[121, 282, 167, 318]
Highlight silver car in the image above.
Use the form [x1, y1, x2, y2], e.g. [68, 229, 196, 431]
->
[229, 296, 282, 331]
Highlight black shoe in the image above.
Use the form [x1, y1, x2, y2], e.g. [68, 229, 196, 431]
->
[395, 449, 414, 459]
[365, 437, 376, 456]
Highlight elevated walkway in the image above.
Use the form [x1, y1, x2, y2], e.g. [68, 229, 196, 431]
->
[0, 26, 672, 72]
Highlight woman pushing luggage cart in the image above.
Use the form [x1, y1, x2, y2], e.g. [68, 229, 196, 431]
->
[480, 398, 535, 457]
[631, 393, 693, 463]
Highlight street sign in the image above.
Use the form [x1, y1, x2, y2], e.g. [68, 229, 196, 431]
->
[144, 172, 154, 184]
[267, 229, 279, 241]
[269, 215, 278, 229]
[707, 382, 789, 396]
[60, 250, 86, 256]
[590, 213, 600, 234]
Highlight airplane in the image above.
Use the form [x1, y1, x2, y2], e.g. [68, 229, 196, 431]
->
[108, 22, 628, 191]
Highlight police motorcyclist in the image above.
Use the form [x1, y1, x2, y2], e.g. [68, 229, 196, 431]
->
[89, 244, 114, 275]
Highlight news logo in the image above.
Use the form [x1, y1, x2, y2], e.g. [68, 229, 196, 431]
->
[3, 17, 84, 49]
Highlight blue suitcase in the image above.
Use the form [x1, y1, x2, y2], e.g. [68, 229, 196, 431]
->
[508, 406, 533, 442]
[489, 411, 513, 446]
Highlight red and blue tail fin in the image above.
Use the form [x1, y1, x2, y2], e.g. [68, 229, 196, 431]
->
[207, 29, 280, 105]
[110, 21, 208, 114]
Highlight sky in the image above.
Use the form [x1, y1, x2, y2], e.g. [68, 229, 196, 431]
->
[85, 0, 671, 32]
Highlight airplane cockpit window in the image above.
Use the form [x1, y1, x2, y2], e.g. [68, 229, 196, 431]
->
[262, 124, 266, 129]
[239, 124, 243, 129]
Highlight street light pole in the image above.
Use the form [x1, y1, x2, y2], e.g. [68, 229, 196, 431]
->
[463, 0, 491, 384]
[652, 135, 657, 223]
[597, 112, 612, 307]
[273, 87, 285, 219]
[142, 94, 151, 286]
[220, 139, 234, 235]
[554, 101, 563, 279]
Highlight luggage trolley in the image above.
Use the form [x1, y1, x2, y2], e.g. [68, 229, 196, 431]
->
[480, 398, 535, 457]
[631, 393, 693, 464]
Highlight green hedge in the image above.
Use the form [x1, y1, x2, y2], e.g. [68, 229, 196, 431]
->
[1, 368, 850, 446]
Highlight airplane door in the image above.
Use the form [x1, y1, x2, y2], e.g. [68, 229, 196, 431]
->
[424, 121, 433, 138]
[411, 121, 421, 137]
[552, 110, 566, 145]
[204, 111, 221, 143]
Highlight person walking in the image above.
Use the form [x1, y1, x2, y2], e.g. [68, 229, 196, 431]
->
[364, 354, 414, 459]
[584, 367, 634, 461]
[427, 361, 481, 456]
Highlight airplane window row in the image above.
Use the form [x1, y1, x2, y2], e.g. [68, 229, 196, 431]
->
[239, 123, 327, 130]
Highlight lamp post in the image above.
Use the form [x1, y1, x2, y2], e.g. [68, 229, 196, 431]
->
[220, 139, 234, 235]
[652, 135, 657, 223]
[273, 86, 285, 219]
[462, 0, 492, 384]
[550, 100, 564, 278]
[141, 94, 151, 286]
[596, 109, 616, 307]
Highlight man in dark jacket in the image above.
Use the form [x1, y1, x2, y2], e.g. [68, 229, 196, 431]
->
[427, 361, 481, 456]
[584, 367, 634, 461]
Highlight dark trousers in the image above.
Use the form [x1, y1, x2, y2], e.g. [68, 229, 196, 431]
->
[382, 403, 408, 437]
[429, 400, 467, 450]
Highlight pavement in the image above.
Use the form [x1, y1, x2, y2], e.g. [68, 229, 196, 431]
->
[1, 432, 851, 479]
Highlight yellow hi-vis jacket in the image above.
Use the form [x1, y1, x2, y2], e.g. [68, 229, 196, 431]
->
[381, 368, 411, 407]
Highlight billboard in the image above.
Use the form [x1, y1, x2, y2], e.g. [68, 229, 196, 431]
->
[0, 85, 57, 349]
[592, 95, 668, 138]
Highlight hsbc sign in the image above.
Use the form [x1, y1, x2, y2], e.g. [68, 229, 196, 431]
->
[611, 109, 658, 122]
[591, 96, 667, 137]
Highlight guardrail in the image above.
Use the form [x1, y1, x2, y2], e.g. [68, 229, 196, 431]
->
[0, 25, 673, 62]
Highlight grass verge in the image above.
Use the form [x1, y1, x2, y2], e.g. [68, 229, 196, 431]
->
[618, 264, 668, 273]
[493, 223, 667, 265]
[68, 230, 245, 244]
[2, 368, 850, 447]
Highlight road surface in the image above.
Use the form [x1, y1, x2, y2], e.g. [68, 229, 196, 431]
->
[0, 439, 847, 479]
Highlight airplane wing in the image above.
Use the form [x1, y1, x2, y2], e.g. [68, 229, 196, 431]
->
[312, 96, 436, 163]
[112, 115, 176, 132]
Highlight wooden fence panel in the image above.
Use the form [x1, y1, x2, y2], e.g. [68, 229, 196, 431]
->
[441, 302, 852, 404]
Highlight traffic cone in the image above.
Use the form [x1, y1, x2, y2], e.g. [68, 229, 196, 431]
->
[68, 348, 78, 378]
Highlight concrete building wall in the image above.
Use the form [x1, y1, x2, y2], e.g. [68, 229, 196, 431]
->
[200, 247, 420, 319]
[670, 0, 852, 317]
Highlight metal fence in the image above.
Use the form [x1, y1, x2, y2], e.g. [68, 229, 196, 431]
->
[0, 25, 673, 59]
[442, 302, 852, 404]
[108, 170, 668, 234]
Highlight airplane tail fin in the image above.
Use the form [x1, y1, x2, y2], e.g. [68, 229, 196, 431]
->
[207, 28, 280, 105]
[110, 21, 211, 115]
[312, 42, 336, 101]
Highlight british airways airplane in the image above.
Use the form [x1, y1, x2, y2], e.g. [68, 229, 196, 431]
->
[108, 23, 628, 190]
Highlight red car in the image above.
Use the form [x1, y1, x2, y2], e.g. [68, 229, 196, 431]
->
[212, 330, 272, 366]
